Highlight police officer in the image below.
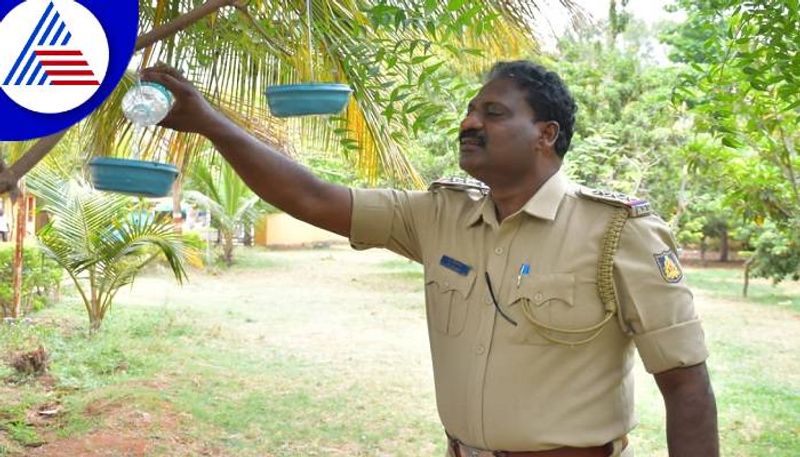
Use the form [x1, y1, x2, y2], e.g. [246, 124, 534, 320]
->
[143, 60, 718, 457]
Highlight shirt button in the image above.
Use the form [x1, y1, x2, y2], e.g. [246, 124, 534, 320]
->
[476, 345, 485, 355]
[444, 281, 450, 288]
[494, 247, 503, 255]
[484, 296, 492, 305]
[535, 292, 544, 301]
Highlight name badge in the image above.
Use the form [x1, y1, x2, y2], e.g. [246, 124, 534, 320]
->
[440, 255, 471, 276]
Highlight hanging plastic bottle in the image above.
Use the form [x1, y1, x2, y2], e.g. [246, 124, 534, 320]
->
[121, 81, 174, 127]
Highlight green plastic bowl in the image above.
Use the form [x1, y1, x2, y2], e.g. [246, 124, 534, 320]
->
[265, 83, 352, 117]
[89, 157, 179, 198]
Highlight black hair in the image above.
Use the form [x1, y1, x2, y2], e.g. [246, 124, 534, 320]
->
[487, 60, 577, 158]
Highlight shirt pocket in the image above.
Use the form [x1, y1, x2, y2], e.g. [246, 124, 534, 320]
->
[508, 273, 604, 345]
[425, 265, 477, 337]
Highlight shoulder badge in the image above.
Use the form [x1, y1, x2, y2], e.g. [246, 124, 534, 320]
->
[428, 177, 490, 194]
[654, 250, 684, 283]
[577, 187, 652, 218]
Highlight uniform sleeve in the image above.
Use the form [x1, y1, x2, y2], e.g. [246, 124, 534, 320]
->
[349, 188, 434, 263]
[614, 215, 709, 374]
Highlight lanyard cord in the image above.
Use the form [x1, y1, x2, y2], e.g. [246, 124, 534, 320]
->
[485, 272, 518, 327]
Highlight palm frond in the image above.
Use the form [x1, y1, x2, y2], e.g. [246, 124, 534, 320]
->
[106, 0, 567, 187]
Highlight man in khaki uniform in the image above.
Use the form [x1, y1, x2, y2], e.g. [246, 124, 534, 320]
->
[144, 60, 718, 456]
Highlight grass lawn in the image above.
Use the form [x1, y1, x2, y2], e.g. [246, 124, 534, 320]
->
[0, 246, 798, 456]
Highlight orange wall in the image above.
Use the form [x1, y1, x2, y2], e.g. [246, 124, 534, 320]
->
[255, 213, 346, 247]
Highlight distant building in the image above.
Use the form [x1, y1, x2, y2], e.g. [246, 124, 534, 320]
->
[254, 213, 346, 248]
[0, 193, 39, 242]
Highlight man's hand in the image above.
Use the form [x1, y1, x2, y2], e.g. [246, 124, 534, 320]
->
[655, 362, 719, 456]
[140, 65, 225, 136]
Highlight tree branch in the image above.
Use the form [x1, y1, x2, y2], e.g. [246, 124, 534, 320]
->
[0, 0, 243, 196]
[232, 3, 292, 56]
[0, 131, 67, 195]
[135, 0, 241, 50]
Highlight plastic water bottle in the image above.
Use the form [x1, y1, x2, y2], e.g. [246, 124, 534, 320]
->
[122, 82, 174, 127]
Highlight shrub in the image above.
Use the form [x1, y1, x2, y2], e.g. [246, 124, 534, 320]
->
[0, 245, 63, 318]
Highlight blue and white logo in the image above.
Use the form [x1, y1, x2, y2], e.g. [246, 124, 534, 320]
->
[0, 0, 138, 140]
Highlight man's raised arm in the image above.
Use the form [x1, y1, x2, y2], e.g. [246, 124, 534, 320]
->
[142, 66, 352, 237]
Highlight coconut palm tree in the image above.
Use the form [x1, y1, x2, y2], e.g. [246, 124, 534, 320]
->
[27, 170, 188, 331]
[184, 157, 266, 265]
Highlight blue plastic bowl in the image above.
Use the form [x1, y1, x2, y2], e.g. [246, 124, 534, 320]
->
[265, 83, 352, 117]
[89, 157, 179, 198]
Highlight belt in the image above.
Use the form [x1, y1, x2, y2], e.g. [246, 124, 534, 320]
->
[447, 434, 627, 457]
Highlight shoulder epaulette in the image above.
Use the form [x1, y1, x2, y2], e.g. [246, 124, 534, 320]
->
[428, 177, 490, 194]
[577, 187, 652, 218]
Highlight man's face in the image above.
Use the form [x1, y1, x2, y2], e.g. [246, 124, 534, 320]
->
[458, 77, 545, 183]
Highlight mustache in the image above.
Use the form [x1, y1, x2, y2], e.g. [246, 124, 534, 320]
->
[459, 129, 486, 145]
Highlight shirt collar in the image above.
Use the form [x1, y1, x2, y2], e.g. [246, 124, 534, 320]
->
[465, 170, 570, 227]
[521, 170, 570, 221]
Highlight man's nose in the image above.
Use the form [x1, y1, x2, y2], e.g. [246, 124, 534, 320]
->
[460, 111, 482, 132]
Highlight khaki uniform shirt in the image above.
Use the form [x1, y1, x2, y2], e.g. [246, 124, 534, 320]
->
[349, 171, 708, 452]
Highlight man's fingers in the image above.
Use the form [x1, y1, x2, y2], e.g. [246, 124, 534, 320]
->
[141, 64, 187, 84]
[140, 71, 184, 95]
[153, 62, 187, 82]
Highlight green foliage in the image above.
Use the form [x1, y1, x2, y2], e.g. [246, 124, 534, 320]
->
[739, 221, 800, 283]
[665, 0, 800, 282]
[556, 25, 688, 218]
[608, 0, 632, 41]
[26, 171, 188, 330]
[0, 320, 56, 364]
[184, 156, 266, 266]
[0, 245, 62, 318]
[375, 71, 479, 185]
[5, 422, 42, 447]
[180, 231, 207, 252]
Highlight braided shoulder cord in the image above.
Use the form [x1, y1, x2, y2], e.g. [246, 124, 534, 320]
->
[520, 207, 630, 347]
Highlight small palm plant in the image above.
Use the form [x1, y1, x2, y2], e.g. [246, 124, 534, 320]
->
[28, 171, 187, 331]
[184, 158, 265, 266]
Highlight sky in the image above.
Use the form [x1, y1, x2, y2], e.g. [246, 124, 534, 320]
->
[573, 0, 683, 26]
[535, 0, 686, 49]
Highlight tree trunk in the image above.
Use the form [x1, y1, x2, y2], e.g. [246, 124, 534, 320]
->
[742, 257, 753, 298]
[700, 236, 707, 262]
[243, 223, 252, 247]
[11, 181, 27, 319]
[719, 226, 729, 262]
[172, 179, 183, 234]
[88, 269, 102, 331]
[89, 310, 103, 332]
[223, 232, 234, 266]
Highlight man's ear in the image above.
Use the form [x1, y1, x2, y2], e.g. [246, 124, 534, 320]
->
[540, 121, 560, 147]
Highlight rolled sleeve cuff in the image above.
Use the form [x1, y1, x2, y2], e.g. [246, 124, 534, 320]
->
[633, 319, 709, 374]
[349, 188, 393, 250]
